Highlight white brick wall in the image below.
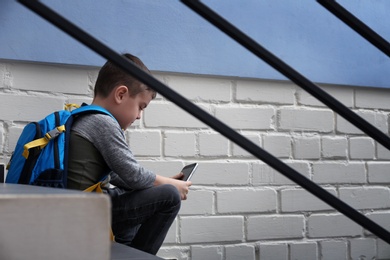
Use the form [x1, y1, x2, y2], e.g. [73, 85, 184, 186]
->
[1, 61, 390, 259]
[320, 240, 348, 260]
[290, 242, 318, 260]
[247, 215, 305, 240]
[259, 243, 288, 260]
[281, 188, 337, 212]
[308, 214, 362, 237]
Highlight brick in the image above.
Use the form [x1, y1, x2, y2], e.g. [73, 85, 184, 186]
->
[215, 106, 275, 130]
[259, 243, 288, 260]
[148, 73, 167, 101]
[293, 136, 320, 159]
[252, 161, 310, 186]
[87, 69, 99, 92]
[297, 84, 353, 108]
[350, 238, 376, 260]
[320, 240, 347, 260]
[279, 108, 333, 132]
[247, 215, 304, 240]
[144, 102, 208, 128]
[377, 143, 390, 160]
[199, 132, 228, 156]
[263, 134, 291, 158]
[164, 219, 178, 244]
[349, 137, 375, 159]
[0, 94, 65, 121]
[7, 126, 24, 153]
[168, 75, 232, 102]
[157, 246, 189, 260]
[336, 110, 388, 134]
[367, 162, 390, 183]
[191, 245, 222, 260]
[231, 133, 261, 157]
[180, 216, 243, 243]
[217, 189, 276, 214]
[236, 80, 295, 105]
[321, 136, 348, 159]
[356, 88, 390, 110]
[179, 190, 214, 215]
[312, 162, 366, 184]
[378, 239, 390, 259]
[308, 214, 361, 238]
[0, 63, 6, 88]
[290, 242, 318, 260]
[164, 132, 196, 157]
[225, 244, 255, 260]
[128, 130, 161, 156]
[339, 187, 390, 210]
[9, 62, 90, 94]
[281, 188, 337, 212]
[193, 162, 249, 185]
[365, 212, 390, 235]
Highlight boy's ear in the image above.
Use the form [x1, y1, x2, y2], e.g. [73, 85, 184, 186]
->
[114, 85, 128, 104]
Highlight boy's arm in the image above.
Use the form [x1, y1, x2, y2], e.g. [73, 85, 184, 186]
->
[109, 171, 133, 190]
[74, 114, 156, 190]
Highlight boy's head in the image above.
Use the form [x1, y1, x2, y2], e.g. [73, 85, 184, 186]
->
[93, 53, 157, 129]
[94, 53, 157, 99]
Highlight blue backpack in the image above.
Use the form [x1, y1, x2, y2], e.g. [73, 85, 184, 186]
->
[6, 104, 114, 188]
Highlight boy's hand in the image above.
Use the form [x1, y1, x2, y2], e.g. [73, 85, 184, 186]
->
[172, 178, 192, 200]
[171, 172, 184, 180]
[154, 175, 192, 200]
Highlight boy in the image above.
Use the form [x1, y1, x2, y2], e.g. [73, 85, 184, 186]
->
[67, 53, 192, 255]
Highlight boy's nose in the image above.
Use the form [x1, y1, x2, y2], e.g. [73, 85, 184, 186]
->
[136, 112, 142, 119]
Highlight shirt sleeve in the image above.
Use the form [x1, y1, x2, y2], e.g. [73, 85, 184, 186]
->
[72, 113, 156, 190]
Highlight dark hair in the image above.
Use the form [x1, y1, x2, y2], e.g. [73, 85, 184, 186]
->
[94, 53, 156, 99]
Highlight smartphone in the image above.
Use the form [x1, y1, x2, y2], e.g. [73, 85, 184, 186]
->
[180, 163, 198, 181]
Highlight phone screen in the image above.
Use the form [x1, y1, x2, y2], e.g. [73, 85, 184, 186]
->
[181, 163, 198, 181]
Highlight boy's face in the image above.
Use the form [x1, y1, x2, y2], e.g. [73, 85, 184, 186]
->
[117, 87, 153, 129]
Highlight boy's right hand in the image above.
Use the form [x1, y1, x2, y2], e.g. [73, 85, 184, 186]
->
[154, 175, 192, 200]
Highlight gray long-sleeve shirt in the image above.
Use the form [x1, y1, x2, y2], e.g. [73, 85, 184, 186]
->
[67, 113, 156, 190]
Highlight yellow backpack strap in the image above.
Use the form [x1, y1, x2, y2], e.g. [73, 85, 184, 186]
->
[83, 182, 103, 193]
[64, 103, 81, 111]
[22, 125, 66, 159]
[84, 182, 115, 241]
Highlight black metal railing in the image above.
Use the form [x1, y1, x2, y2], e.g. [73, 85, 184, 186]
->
[181, 0, 390, 152]
[18, 0, 390, 244]
[318, 0, 390, 58]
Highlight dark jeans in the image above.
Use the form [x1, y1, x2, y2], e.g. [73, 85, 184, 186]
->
[107, 184, 181, 255]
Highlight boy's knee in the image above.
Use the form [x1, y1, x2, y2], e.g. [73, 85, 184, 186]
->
[161, 184, 181, 205]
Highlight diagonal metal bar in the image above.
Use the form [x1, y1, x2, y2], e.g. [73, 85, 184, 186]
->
[318, 0, 390, 58]
[181, 0, 390, 153]
[180, 0, 390, 243]
[17, 0, 390, 243]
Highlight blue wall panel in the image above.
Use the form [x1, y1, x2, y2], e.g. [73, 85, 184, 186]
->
[0, 0, 389, 88]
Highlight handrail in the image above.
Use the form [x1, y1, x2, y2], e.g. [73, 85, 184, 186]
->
[17, 0, 390, 244]
[318, 0, 390, 58]
[180, 0, 390, 152]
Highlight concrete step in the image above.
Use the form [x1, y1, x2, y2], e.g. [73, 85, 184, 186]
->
[0, 183, 111, 260]
[0, 183, 165, 260]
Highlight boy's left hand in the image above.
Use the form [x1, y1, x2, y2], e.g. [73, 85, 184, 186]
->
[171, 172, 184, 180]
